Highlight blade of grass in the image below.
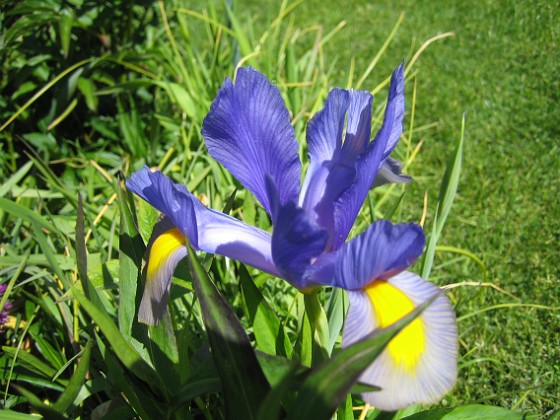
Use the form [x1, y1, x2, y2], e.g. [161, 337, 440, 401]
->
[71, 284, 167, 399]
[12, 386, 67, 420]
[422, 114, 465, 279]
[0, 197, 58, 234]
[238, 263, 291, 357]
[303, 291, 330, 363]
[53, 340, 93, 413]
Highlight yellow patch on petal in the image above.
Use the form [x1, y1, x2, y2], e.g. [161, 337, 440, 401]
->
[365, 280, 426, 373]
[146, 228, 185, 280]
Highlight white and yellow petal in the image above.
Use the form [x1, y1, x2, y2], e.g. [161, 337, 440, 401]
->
[343, 271, 458, 411]
[138, 224, 187, 326]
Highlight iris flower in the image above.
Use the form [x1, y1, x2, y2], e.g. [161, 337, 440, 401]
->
[126, 65, 457, 410]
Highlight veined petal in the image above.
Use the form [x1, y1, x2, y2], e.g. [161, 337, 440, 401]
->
[127, 167, 280, 277]
[300, 162, 356, 251]
[376, 62, 405, 161]
[303, 89, 349, 168]
[330, 220, 425, 290]
[300, 90, 373, 246]
[202, 67, 301, 215]
[332, 64, 405, 248]
[139, 221, 187, 325]
[343, 271, 458, 411]
[340, 90, 373, 162]
[196, 205, 279, 277]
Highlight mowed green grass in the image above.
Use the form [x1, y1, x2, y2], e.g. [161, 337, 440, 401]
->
[241, 0, 559, 414]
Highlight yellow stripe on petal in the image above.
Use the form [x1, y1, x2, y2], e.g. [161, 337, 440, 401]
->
[146, 228, 186, 280]
[365, 280, 426, 373]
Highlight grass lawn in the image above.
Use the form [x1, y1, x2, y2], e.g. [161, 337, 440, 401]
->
[239, 0, 560, 413]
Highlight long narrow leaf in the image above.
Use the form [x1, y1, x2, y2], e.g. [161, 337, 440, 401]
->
[185, 241, 270, 419]
[238, 264, 291, 357]
[303, 292, 330, 363]
[422, 114, 465, 279]
[71, 285, 166, 399]
[325, 288, 348, 353]
[401, 404, 526, 420]
[53, 341, 93, 413]
[76, 193, 103, 308]
[116, 181, 150, 359]
[0, 197, 57, 234]
[13, 386, 67, 420]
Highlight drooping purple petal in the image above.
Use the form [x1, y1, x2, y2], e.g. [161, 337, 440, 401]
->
[327, 220, 425, 290]
[343, 271, 457, 411]
[197, 206, 278, 277]
[332, 64, 405, 248]
[202, 67, 301, 215]
[271, 197, 328, 289]
[127, 166, 199, 247]
[300, 90, 373, 248]
[127, 167, 279, 277]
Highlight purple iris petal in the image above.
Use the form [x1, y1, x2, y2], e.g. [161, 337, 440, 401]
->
[377, 62, 406, 161]
[330, 220, 425, 290]
[271, 202, 328, 288]
[126, 167, 279, 277]
[303, 89, 349, 171]
[202, 67, 301, 216]
[372, 157, 412, 188]
[270, 178, 328, 288]
[126, 167, 199, 247]
[339, 90, 373, 162]
[198, 209, 279, 277]
[300, 90, 373, 248]
[332, 64, 405, 249]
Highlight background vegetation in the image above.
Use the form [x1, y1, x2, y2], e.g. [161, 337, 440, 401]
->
[0, 0, 558, 417]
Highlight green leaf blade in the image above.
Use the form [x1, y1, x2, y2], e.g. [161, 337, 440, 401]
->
[185, 241, 270, 419]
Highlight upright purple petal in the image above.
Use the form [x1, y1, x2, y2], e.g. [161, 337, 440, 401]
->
[300, 90, 373, 248]
[332, 64, 405, 248]
[127, 167, 280, 277]
[377, 62, 405, 160]
[339, 90, 373, 162]
[326, 220, 425, 290]
[303, 89, 349, 169]
[202, 67, 301, 215]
